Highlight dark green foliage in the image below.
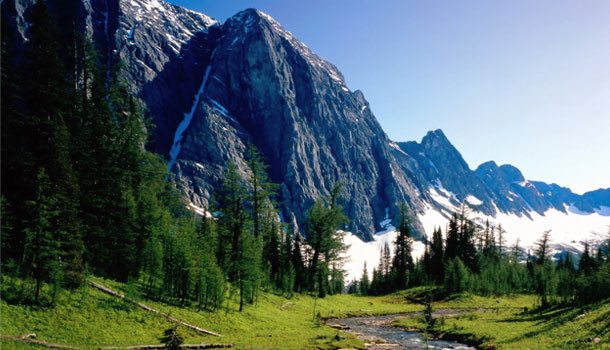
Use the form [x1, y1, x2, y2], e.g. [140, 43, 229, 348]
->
[160, 327, 183, 350]
[2, 0, 85, 298]
[305, 183, 349, 297]
[359, 262, 370, 296]
[391, 204, 414, 290]
[291, 233, 306, 293]
[445, 214, 459, 261]
[21, 169, 61, 302]
[445, 258, 469, 293]
[578, 241, 595, 275]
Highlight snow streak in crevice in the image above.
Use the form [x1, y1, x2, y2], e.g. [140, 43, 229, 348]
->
[168, 64, 212, 171]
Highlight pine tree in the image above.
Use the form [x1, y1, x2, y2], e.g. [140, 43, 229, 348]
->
[391, 203, 413, 290]
[456, 212, 478, 272]
[445, 214, 459, 261]
[359, 262, 370, 295]
[160, 327, 183, 350]
[278, 229, 296, 293]
[534, 230, 552, 265]
[579, 241, 594, 276]
[497, 224, 506, 257]
[429, 226, 445, 282]
[305, 183, 349, 297]
[245, 144, 278, 239]
[20, 0, 85, 289]
[292, 233, 306, 293]
[445, 258, 469, 293]
[21, 169, 61, 302]
[214, 162, 258, 311]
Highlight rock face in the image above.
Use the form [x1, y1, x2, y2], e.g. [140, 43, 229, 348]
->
[5, 0, 609, 241]
[172, 9, 424, 239]
[393, 129, 610, 221]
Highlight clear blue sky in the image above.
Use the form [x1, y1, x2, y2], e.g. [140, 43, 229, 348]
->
[169, 0, 610, 194]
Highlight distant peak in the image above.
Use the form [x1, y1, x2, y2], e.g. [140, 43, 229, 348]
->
[498, 164, 525, 183]
[228, 8, 276, 26]
[479, 160, 498, 168]
[422, 129, 449, 143]
[421, 129, 451, 147]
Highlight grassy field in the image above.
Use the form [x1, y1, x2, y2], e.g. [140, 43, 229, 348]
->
[393, 290, 610, 349]
[0, 276, 421, 350]
[3, 279, 608, 349]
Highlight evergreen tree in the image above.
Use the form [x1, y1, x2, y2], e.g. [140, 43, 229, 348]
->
[457, 215, 478, 272]
[160, 327, 183, 350]
[445, 214, 459, 261]
[359, 262, 370, 295]
[497, 224, 506, 257]
[305, 183, 349, 297]
[214, 162, 258, 311]
[445, 258, 469, 293]
[277, 229, 296, 293]
[245, 144, 278, 239]
[391, 203, 413, 290]
[579, 241, 595, 276]
[534, 230, 552, 265]
[428, 226, 445, 282]
[19, 0, 85, 289]
[292, 233, 306, 293]
[21, 169, 61, 301]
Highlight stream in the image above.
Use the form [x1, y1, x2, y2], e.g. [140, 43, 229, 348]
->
[327, 310, 476, 350]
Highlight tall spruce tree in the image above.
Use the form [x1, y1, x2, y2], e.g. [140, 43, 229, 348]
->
[360, 262, 370, 295]
[429, 226, 445, 282]
[20, 0, 85, 289]
[305, 183, 349, 297]
[445, 214, 459, 261]
[391, 204, 413, 290]
[214, 162, 258, 311]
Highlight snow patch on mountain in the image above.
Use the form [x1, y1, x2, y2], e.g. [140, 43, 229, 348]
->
[343, 231, 426, 282]
[418, 194, 609, 257]
[168, 64, 211, 170]
[121, 0, 218, 55]
[465, 195, 483, 206]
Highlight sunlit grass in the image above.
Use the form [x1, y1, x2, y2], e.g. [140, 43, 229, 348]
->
[394, 294, 610, 349]
[1, 276, 420, 350]
[5, 277, 604, 350]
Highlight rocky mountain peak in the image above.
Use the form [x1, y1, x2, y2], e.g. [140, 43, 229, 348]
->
[498, 164, 525, 183]
[421, 129, 449, 144]
[6, 0, 607, 244]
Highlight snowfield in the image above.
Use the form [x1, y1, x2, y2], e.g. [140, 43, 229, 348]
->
[342, 200, 609, 282]
[342, 230, 426, 282]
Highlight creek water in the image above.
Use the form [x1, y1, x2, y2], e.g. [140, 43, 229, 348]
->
[328, 311, 476, 350]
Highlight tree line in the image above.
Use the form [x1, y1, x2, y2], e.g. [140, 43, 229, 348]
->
[1, 1, 348, 309]
[350, 206, 610, 305]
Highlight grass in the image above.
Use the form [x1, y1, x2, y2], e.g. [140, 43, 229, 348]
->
[3, 278, 607, 349]
[393, 292, 610, 349]
[1, 276, 421, 350]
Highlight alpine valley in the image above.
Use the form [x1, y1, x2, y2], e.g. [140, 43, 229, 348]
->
[4, 0, 609, 281]
[4, 1, 610, 349]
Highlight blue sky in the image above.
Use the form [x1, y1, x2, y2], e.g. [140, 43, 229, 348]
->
[170, 0, 609, 194]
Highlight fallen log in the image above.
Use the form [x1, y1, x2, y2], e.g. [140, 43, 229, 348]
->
[99, 343, 234, 349]
[0, 334, 80, 349]
[327, 323, 350, 330]
[87, 280, 221, 337]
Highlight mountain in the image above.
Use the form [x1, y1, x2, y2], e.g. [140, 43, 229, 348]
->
[4, 0, 609, 252]
[391, 129, 610, 218]
[170, 8, 429, 239]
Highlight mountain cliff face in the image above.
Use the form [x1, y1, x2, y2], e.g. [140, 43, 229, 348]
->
[171, 9, 424, 238]
[5, 0, 608, 243]
[393, 129, 609, 222]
